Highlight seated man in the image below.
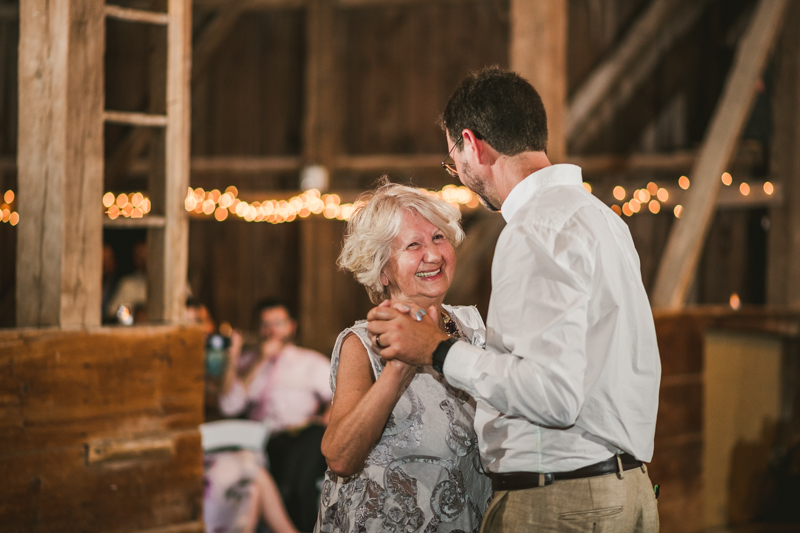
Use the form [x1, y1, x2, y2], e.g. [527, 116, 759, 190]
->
[219, 299, 331, 532]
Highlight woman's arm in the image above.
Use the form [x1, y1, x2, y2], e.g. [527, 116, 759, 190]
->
[321, 333, 415, 477]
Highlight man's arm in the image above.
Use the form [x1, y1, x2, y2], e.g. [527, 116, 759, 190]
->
[370, 223, 594, 429]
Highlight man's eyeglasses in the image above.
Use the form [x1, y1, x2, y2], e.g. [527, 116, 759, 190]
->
[441, 143, 458, 179]
[441, 131, 482, 179]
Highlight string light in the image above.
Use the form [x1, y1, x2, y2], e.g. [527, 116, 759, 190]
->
[1, 190, 17, 226]
[739, 182, 750, 196]
[729, 293, 741, 310]
[183, 184, 482, 224]
[104, 192, 152, 219]
[6, 171, 779, 229]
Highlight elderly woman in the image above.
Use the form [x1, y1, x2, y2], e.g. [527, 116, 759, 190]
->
[315, 182, 491, 533]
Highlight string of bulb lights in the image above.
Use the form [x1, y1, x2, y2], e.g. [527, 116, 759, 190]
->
[1, 172, 776, 228]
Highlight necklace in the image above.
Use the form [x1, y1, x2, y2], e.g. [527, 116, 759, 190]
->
[440, 308, 460, 337]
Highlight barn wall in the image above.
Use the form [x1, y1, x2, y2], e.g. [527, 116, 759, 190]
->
[0, 325, 205, 533]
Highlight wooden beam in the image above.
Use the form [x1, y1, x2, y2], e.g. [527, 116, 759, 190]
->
[335, 154, 441, 171]
[194, 0, 302, 9]
[17, 0, 105, 327]
[299, 0, 342, 350]
[104, 215, 167, 228]
[105, 4, 170, 25]
[147, 0, 192, 323]
[509, 0, 567, 162]
[195, 0, 474, 8]
[105, 0, 249, 185]
[767, 2, 800, 305]
[651, 0, 789, 310]
[191, 0, 251, 83]
[104, 110, 168, 127]
[568, 0, 709, 151]
[192, 155, 302, 173]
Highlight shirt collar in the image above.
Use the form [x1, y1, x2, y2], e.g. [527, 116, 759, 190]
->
[500, 164, 583, 223]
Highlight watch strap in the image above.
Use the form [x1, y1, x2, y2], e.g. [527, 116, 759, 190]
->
[432, 338, 457, 374]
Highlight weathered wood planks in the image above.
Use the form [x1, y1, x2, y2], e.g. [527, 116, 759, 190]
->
[0, 325, 205, 532]
[16, 0, 105, 327]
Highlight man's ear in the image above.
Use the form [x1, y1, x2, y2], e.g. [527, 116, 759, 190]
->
[380, 271, 389, 287]
[461, 129, 487, 163]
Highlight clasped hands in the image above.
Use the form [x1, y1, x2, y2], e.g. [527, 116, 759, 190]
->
[366, 300, 449, 368]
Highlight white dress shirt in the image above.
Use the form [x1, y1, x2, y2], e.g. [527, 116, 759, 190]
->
[443, 164, 661, 474]
[219, 344, 332, 433]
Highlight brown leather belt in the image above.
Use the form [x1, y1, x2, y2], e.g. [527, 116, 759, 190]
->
[487, 453, 643, 491]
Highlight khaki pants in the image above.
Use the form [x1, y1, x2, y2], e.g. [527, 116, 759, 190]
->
[481, 465, 659, 532]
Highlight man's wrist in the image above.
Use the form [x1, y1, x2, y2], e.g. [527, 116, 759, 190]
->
[432, 338, 458, 374]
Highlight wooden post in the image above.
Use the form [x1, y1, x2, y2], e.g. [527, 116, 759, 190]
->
[299, 0, 342, 346]
[147, 0, 192, 323]
[509, 0, 567, 162]
[16, 0, 105, 327]
[651, 0, 789, 310]
[767, 1, 800, 305]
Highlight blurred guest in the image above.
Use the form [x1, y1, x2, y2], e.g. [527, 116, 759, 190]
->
[220, 299, 331, 532]
[105, 239, 148, 320]
[203, 422, 300, 533]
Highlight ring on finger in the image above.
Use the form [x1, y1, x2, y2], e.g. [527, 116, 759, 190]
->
[375, 334, 385, 348]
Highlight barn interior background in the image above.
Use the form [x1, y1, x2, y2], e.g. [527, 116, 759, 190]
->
[1, 0, 799, 531]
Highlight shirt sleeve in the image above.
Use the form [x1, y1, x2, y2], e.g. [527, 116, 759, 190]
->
[311, 353, 333, 403]
[218, 380, 248, 417]
[442, 221, 594, 429]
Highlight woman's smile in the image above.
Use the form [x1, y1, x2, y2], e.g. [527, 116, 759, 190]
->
[381, 210, 456, 307]
[415, 268, 442, 279]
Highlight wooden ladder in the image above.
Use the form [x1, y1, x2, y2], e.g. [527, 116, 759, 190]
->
[103, 0, 192, 323]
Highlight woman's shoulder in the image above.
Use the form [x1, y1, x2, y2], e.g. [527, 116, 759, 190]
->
[443, 304, 484, 328]
[443, 304, 486, 348]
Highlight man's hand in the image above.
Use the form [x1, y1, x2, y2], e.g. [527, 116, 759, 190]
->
[366, 301, 449, 366]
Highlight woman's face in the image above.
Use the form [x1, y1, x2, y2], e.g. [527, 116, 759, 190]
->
[381, 210, 456, 304]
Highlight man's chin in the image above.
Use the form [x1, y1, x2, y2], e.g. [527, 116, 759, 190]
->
[478, 195, 501, 212]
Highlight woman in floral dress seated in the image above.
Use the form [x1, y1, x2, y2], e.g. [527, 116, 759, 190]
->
[315, 181, 491, 533]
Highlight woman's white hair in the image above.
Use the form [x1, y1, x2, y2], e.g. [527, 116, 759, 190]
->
[339, 179, 465, 304]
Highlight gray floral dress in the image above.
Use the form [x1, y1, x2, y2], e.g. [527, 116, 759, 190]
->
[314, 305, 492, 533]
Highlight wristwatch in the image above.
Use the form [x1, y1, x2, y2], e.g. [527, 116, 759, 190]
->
[432, 338, 458, 374]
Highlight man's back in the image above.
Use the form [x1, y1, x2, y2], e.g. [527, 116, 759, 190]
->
[447, 164, 661, 473]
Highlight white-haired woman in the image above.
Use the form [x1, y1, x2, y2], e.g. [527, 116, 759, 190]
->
[315, 182, 491, 533]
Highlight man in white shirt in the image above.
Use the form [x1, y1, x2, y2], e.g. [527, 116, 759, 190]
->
[219, 299, 331, 532]
[367, 67, 661, 532]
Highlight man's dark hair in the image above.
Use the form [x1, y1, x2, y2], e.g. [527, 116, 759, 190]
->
[439, 66, 548, 155]
[253, 298, 293, 319]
